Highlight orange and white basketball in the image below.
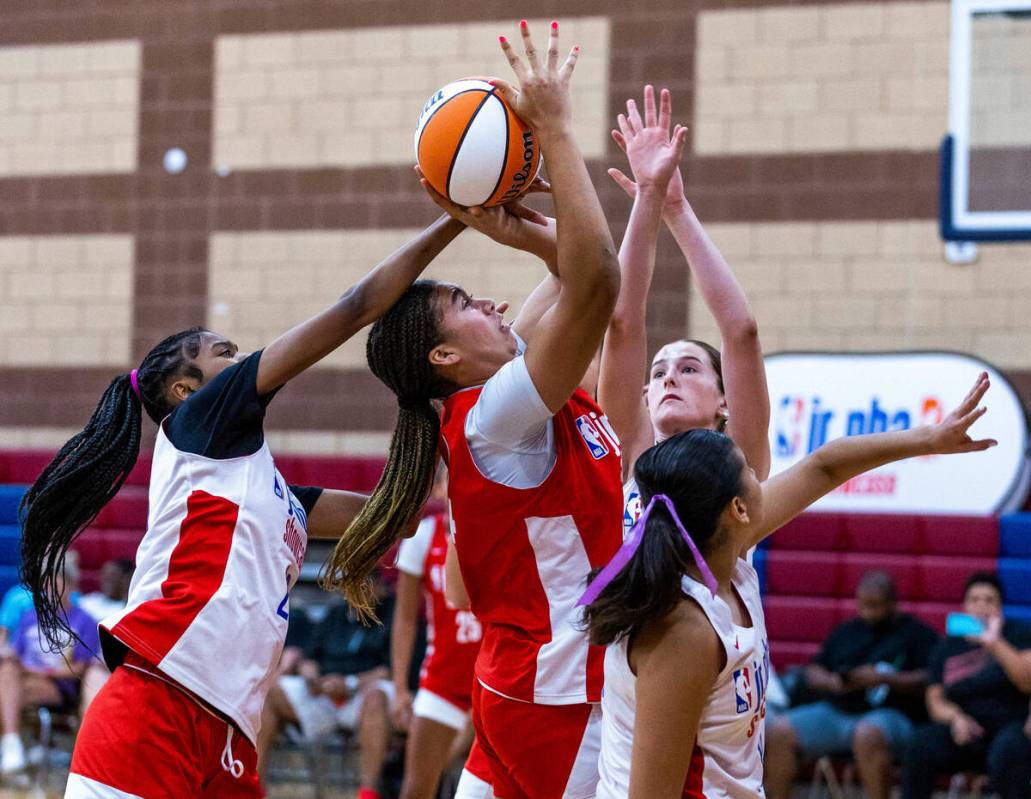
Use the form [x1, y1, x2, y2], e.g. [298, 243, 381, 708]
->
[414, 78, 542, 208]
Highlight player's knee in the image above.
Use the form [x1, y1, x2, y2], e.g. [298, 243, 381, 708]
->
[766, 716, 797, 752]
[851, 721, 888, 757]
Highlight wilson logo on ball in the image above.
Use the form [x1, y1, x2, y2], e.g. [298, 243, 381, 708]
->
[414, 78, 542, 208]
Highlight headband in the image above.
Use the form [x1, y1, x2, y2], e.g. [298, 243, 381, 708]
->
[129, 369, 141, 400]
[576, 493, 718, 607]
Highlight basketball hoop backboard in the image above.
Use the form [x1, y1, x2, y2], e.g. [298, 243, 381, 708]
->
[941, 0, 1031, 242]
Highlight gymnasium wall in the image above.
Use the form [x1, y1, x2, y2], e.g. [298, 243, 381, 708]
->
[0, 0, 1028, 455]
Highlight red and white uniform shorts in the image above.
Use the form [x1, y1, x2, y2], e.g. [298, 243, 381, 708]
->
[413, 685, 472, 732]
[470, 680, 602, 799]
[65, 653, 263, 799]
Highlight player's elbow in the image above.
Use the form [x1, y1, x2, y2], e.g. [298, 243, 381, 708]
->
[587, 249, 621, 309]
[723, 314, 759, 344]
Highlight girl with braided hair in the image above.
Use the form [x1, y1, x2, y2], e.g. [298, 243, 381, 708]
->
[19, 212, 480, 799]
[323, 21, 629, 799]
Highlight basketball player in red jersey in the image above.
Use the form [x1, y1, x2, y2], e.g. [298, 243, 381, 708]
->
[325, 21, 625, 799]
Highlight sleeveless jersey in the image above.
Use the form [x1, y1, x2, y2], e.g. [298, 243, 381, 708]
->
[596, 560, 769, 799]
[100, 424, 308, 744]
[441, 386, 623, 705]
[397, 514, 483, 705]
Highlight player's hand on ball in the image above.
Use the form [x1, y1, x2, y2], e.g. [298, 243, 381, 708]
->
[418, 167, 556, 260]
[493, 20, 578, 134]
[922, 372, 997, 455]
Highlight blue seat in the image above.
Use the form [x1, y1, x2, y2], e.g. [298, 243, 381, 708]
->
[0, 565, 19, 598]
[1005, 604, 1031, 626]
[0, 485, 25, 525]
[0, 525, 19, 566]
[999, 558, 1031, 604]
[999, 513, 1031, 557]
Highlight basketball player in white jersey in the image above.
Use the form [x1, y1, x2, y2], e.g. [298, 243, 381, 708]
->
[17, 210, 500, 798]
[581, 373, 995, 799]
[597, 86, 771, 535]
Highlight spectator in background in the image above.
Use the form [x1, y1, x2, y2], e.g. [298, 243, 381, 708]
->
[276, 603, 315, 677]
[256, 576, 396, 799]
[78, 559, 134, 623]
[902, 572, 1031, 799]
[765, 571, 939, 799]
[0, 558, 100, 777]
[0, 552, 83, 651]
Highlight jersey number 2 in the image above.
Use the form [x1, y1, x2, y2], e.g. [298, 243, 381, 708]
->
[277, 574, 290, 620]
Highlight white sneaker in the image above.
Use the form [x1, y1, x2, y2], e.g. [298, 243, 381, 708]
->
[0, 732, 26, 775]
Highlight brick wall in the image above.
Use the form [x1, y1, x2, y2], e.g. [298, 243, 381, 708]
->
[0, 0, 1027, 455]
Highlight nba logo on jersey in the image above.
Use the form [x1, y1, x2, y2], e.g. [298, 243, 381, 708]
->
[624, 490, 642, 537]
[575, 415, 609, 459]
[733, 667, 752, 714]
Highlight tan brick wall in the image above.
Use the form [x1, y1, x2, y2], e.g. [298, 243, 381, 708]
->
[0, 41, 140, 176]
[0, 235, 134, 366]
[970, 14, 1031, 147]
[694, 2, 949, 154]
[213, 18, 610, 170]
[687, 223, 1031, 369]
[209, 228, 551, 369]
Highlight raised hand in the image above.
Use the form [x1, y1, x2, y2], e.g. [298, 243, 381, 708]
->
[924, 372, 997, 455]
[492, 20, 579, 135]
[608, 86, 689, 214]
[417, 166, 557, 261]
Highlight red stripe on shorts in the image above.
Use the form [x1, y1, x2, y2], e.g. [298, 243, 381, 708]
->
[111, 490, 239, 663]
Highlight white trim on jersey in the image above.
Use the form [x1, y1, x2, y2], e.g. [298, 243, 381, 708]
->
[396, 516, 436, 577]
[526, 515, 593, 704]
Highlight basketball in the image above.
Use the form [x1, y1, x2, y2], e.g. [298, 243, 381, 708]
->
[414, 78, 542, 208]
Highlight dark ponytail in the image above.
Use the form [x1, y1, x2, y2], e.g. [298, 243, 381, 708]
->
[583, 429, 743, 647]
[19, 327, 206, 649]
[323, 281, 453, 621]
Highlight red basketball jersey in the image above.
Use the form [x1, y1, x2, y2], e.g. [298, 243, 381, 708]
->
[440, 386, 623, 705]
[418, 514, 482, 706]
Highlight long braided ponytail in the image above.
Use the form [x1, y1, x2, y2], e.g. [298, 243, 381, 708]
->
[20, 327, 206, 649]
[322, 281, 452, 620]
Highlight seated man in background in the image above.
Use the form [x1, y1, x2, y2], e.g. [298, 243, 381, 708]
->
[256, 576, 395, 799]
[766, 571, 939, 799]
[77, 558, 134, 623]
[902, 572, 1031, 799]
[0, 558, 100, 777]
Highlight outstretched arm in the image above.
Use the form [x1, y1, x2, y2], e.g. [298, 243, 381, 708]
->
[608, 90, 768, 478]
[255, 214, 465, 394]
[665, 203, 770, 479]
[598, 87, 687, 475]
[492, 22, 620, 412]
[744, 374, 996, 551]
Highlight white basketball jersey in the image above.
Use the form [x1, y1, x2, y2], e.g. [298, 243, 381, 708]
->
[597, 560, 770, 799]
[100, 424, 308, 744]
